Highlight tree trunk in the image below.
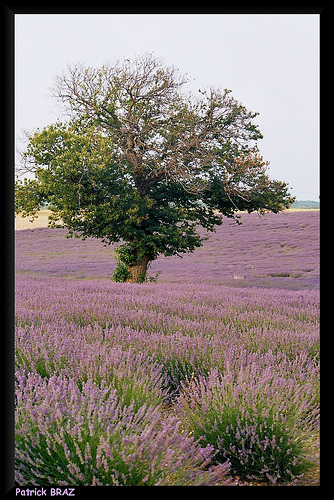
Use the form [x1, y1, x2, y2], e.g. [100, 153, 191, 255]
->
[125, 255, 150, 283]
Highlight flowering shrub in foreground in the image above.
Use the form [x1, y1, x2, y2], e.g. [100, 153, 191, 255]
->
[175, 366, 319, 483]
[15, 370, 232, 486]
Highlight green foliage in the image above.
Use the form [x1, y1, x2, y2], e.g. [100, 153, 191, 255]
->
[15, 55, 295, 282]
[115, 243, 147, 268]
[15, 177, 42, 220]
[112, 260, 130, 283]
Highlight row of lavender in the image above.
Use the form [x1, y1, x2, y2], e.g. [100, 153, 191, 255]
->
[15, 274, 319, 485]
[15, 211, 319, 289]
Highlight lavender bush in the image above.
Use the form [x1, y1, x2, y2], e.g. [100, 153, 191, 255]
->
[15, 211, 319, 485]
[175, 366, 319, 483]
[15, 370, 231, 486]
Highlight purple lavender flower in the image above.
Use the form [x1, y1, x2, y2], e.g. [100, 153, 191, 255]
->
[15, 210, 319, 485]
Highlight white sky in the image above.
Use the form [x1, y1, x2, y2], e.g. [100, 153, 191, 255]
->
[15, 14, 319, 200]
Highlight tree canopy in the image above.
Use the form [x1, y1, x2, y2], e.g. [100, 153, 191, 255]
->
[15, 54, 294, 282]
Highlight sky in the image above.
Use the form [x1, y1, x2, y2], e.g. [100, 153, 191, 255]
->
[15, 14, 320, 201]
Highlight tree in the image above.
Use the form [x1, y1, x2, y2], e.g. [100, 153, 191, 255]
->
[15, 54, 294, 283]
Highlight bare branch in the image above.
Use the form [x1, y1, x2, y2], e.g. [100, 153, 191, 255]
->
[49, 54, 265, 199]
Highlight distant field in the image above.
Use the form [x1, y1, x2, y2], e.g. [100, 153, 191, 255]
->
[15, 210, 54, 230]
[15, 210, 319, 290]
[15, 208, 319, 230]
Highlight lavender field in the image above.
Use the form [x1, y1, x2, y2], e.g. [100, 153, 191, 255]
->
[15, 210, 320, 486]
